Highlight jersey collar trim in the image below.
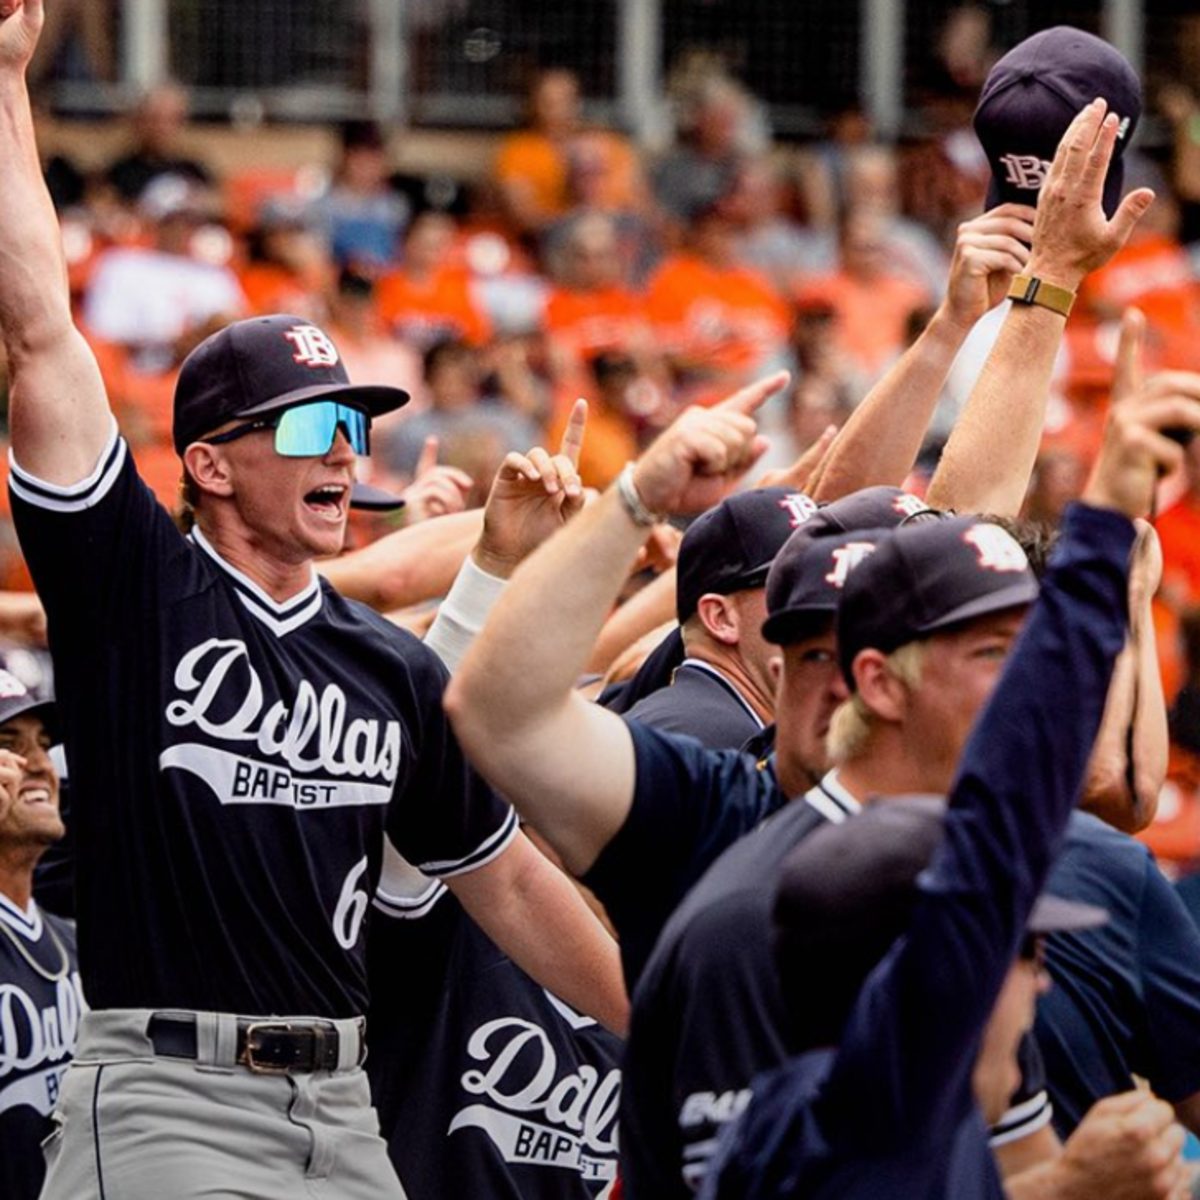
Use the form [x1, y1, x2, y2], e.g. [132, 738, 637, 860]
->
[190, 526, 324, 636]
[0, 891, 42, 941]
[802, 770, 862, 825]
[678, 658, 766, 730]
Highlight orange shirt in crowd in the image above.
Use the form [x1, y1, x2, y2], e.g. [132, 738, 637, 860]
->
[86, 336, 184, 507]
[543, 284, 651, 369]
[1157, 493, 1200, 611]
[493, 130, 642, 225]
[794, 272, 930, 379]
[239, 260, 330, 322]
[376, 265, 491, 350]
[644, 254, 791, 383]
[1078, 234, 1200, 371]
[1153, 491, 1200, 705]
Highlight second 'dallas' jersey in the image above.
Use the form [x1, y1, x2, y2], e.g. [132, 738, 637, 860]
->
[0, 895, 85, 1200]
[9, 429, 515, 1018]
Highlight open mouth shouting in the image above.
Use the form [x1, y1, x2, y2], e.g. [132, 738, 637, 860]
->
[304, 483, 349, 521]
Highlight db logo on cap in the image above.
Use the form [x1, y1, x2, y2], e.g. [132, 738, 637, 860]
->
[284, 325, 340, 368]
[998, 154, 1050, 192]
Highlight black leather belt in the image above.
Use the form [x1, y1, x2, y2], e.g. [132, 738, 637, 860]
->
[146, 1014, 363, 1074]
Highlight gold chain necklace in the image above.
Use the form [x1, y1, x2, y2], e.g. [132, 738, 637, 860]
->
[0, 912, 71, 982]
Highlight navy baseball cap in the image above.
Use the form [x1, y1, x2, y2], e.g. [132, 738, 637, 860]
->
[173, 314, 410, 455]
[676, 487, 818, 623]
[973, 26, 1141, 219]
[0, 670, 58, 741]
[808, 486, 940, 536]
[772, 796, 1107, 1050]
[763, 527, 889, 646]
[836, 516, 1040, 687]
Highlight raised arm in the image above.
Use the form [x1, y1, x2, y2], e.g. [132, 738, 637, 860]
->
[445, 373, 784, 874]
[1082, 315, 1171, 832]
[927, 99, 1155, 515]
[319, 508, 484, 610]
[0, 0, 112, 484]
[808, 203, 1034, 501]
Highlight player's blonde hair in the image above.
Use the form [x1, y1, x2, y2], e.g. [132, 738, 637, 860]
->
[827, 640, 926, 762]
[175, 470, 200, 533]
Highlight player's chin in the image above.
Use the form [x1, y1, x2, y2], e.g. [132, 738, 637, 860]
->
[305, 524, 349, 562]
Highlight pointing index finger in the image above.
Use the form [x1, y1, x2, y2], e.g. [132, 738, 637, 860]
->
[559, 398, 588, 468]
[1111, 307, 1145, 406]
[714, 370, 791, 418]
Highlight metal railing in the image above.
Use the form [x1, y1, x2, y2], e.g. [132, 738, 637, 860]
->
[41, 0, 1171, 143]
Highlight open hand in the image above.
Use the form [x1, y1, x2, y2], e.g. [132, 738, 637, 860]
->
[1027, 98, 1155, 291]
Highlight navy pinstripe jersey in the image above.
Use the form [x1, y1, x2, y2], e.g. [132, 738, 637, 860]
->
[0, 895, 84, 1200]
[9, 430, 515, 1017]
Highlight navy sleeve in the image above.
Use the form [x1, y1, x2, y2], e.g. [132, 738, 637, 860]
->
[583, 720, 785, 989]
[1134, 857, 1200, 1103]
[819, 502, 1134, 1147]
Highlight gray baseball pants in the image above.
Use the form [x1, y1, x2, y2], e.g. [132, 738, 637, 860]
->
[39, 1008, 408, 1200]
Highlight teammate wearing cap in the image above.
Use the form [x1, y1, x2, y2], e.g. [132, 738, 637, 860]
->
[0, 673, 83, 1200]
[621, 487, 817, 750]
[0, 6, 622, 1199]
[698, 357, 1193, 1197]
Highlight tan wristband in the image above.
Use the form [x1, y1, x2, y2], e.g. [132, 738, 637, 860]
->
[1007, 274, 1075, 318]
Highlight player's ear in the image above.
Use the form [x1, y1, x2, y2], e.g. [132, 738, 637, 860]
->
[182, 441, 235, 499]
[695, 594, 739, 645]
[852, 649, 906, 723]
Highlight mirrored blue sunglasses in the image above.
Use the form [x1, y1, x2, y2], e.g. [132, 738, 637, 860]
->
[204, 400, 371, 457]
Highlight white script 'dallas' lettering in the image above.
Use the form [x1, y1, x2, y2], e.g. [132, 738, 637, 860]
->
[0, 975, 86, 1079]
[166, 639, 401, 781]
[460, 1018, 620, 1156]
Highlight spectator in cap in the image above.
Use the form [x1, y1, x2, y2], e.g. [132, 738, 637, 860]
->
[0, 675, 84, 1200]
[621, 487, 819, 750]
[699, 364, 1193, 1195]
[376, 210, 492, 352]
[541, 209, 656, 384]
[238, 197, 333, 322]
[643, 182, 793, 397]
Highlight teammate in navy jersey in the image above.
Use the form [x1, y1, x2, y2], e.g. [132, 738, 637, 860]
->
[0, 5, 623, 1197]
[698, 331, 1197, 1198]
[0, 675, 84, 1200]
[622, 487, 817, 750]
